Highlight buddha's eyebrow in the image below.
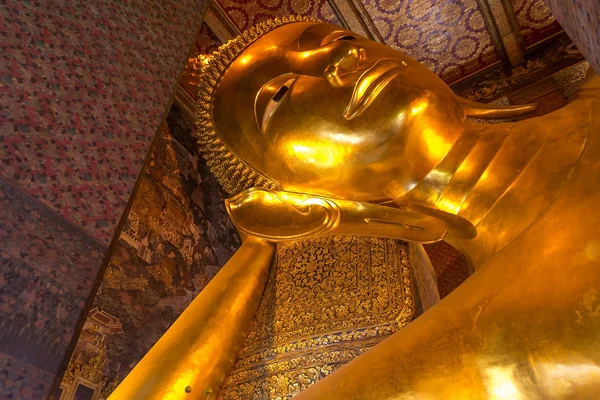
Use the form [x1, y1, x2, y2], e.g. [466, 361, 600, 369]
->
[294, 46, 332, 58]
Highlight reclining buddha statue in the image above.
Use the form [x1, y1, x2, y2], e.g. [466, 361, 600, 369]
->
[110, 16, 600, 399]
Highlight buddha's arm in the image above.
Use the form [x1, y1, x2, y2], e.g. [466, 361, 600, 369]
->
[109, 237, 275, 400]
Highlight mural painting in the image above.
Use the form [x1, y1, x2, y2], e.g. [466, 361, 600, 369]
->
[57, 107, 240, 400]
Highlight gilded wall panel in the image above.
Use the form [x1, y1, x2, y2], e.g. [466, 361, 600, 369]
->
[363, 0, 499, 83]
[220, 236, 416, 399]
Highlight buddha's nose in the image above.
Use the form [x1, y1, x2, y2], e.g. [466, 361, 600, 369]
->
[324, 41, 366, 87]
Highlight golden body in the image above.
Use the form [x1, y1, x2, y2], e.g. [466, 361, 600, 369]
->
[111, 19, 600, 399]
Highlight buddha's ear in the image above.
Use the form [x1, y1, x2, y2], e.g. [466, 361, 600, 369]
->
[456, 95, 537, 119]
[225, 188, 476, 243]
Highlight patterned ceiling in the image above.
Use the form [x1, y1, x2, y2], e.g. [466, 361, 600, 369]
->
[362, 0, 497, 81]
[195, 0, 563, 84]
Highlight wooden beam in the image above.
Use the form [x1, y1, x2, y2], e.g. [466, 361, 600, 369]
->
[475, 0, 511, 69]
[477, 0, 525, 67]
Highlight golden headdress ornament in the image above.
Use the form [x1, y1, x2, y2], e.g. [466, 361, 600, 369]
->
[194, 15, 319, 195]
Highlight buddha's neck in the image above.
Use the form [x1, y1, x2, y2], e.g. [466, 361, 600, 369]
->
[400, 102, 590, 268]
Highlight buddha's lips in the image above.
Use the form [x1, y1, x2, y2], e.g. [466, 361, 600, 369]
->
[344, 59, 407, 120]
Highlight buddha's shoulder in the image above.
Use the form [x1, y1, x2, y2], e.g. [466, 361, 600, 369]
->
[541, 106, 600, 230]
[517, 92, 600, 249]
[498, 148, 600, 271]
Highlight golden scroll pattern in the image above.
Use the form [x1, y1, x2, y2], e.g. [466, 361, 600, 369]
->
[220, 236, 414, 399]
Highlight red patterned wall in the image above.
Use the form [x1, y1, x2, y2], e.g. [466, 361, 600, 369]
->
[0, 0, 209, 397]
[1, 1, 208, 243]
[546, 0, 600, 75]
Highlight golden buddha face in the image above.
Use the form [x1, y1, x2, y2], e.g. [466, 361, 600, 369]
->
[213, 22, 465, 202]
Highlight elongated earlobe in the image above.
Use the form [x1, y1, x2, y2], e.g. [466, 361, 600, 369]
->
[456, 95, 537, 119]
[225, 188, 453, 243]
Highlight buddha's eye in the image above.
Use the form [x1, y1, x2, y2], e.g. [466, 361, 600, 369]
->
[319, 32, 361, 47]
[261, 77, 297, 131]
[334, 35, 358, 42]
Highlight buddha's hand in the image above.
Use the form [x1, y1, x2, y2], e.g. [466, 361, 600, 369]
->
[225, 188, 451, 243]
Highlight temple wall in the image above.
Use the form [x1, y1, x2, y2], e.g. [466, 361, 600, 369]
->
[0, 1, 209, 397]
[196, 22, 222, 55]
[56, 107, 240, 399]
[545, 0, 600, 75]
[452, 32, 587, 103]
